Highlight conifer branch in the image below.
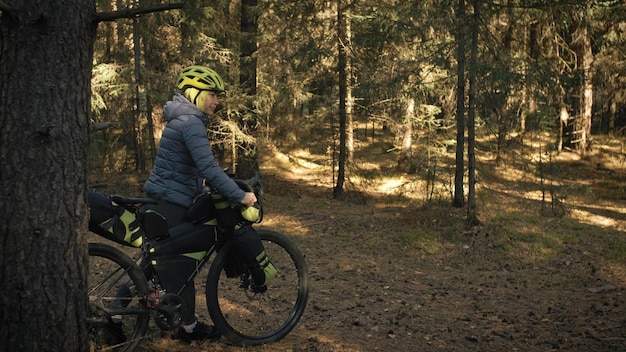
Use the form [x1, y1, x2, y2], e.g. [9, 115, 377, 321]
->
[95, 2, 183, 23]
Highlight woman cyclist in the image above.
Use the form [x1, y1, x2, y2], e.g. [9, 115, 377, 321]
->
[108, 65, 276, 344]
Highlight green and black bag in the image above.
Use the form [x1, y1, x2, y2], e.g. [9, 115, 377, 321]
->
[210, 192, 261, 230]
[187, 192, 218, 225]
[88, 190, 144, 247]
[187, 191, 261, 230]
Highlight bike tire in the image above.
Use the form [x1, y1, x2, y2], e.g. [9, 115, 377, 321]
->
[206, 229, 309, 346]
[87, 243, 150, 352]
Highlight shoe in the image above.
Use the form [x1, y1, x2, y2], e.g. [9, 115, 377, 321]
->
[173, 321, 221, 343]
[99, 320, 126, 346]
[250, 256, 277, 291]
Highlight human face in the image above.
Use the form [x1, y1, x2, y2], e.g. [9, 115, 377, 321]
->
[203, 91, 220, 116]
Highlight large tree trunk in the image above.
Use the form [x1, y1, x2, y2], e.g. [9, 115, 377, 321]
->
[0, 0, 95, 350]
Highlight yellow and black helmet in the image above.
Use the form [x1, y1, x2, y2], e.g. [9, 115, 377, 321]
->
[176, 65, 225, 92]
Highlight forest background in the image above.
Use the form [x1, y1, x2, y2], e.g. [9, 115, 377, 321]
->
[90, 0, 626, 215]
[87, 1, 626, 350]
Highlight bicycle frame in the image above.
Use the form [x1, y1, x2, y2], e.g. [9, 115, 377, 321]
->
[150, 231, 229, 298]
[90, 228, 232, 334]
[136, 227, 232, 298]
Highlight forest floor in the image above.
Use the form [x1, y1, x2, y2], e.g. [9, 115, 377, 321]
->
[89, 132, 626, 352]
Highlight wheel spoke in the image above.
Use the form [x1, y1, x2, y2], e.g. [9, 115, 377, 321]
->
[87, 243, 150, 352]
[206, 230, 309, 345]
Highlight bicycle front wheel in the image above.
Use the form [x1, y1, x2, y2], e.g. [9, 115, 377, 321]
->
[206, 229, 309, 346]
[87, 243, 150, 352]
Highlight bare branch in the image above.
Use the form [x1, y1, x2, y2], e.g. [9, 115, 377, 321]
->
[95, 2, 184, 23]
[90, 122, 118, 132]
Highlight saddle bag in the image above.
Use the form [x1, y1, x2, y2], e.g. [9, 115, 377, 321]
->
[88, 189, 144, 247]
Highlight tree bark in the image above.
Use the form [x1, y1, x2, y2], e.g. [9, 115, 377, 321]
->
[397, 97, 414, 173]
[334, 0, 347, 198]
[467, 0, 480, 224]
[237, 0, 260, 177]
[574, 14, 593, 153]
[345, 16, 354, 162]
[0, 0, 96, 350]
[454, 0, 466, 208]
[133, 15, 145, 170]
[494, 2, 514, 165]
[240, 0, 258, 96]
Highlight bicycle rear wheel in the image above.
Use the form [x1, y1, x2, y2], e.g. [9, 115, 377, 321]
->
[206, 229, 309, 346]
[87, 243, 150, 352]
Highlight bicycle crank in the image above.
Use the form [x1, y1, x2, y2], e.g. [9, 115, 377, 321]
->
[155, 293, 186, 330]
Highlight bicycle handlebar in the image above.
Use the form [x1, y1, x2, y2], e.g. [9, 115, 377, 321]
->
[234, 171, 262, 196]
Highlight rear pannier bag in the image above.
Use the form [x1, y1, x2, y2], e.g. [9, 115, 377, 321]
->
[88, 189, 144, 247]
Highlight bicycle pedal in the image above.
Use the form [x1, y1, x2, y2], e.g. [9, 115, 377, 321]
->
[146, 289, 165, 309]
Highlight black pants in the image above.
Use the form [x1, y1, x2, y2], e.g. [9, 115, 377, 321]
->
[141, 200, 199, 325]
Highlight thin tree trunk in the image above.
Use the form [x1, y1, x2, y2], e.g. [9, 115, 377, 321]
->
[345, 17, 354, 161]
[525, 21, 540, 130]
[398, 97, 414, 173]
[237, 0, 259, 177]
[240, 0, 258, 95]
[609, 98, 617, 135]
[558, 106, 569, 152]
[467, 0, 479, 224]
[133, 15, 145, 170]
[579, 21, 593, 152]
[495, 2, 514, 165]
[334, 0, 347, 198]
[140, 8, 158, 168]
[454, 0, 466, 208]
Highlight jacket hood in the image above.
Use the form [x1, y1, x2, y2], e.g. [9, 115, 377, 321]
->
[163, 93, 208, 123]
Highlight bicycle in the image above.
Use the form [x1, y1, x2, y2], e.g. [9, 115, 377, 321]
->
[86, 172, 309, 351]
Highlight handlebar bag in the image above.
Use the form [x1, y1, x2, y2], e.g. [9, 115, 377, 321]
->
[209, 192, 250, 229]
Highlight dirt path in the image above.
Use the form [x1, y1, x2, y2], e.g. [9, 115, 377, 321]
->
[91, 145, 626, 352]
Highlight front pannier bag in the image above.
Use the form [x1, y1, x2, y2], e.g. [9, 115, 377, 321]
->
[211, 192, 262, 229]
[88, 189, 144, 247]
[188, 191, 258, 229]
